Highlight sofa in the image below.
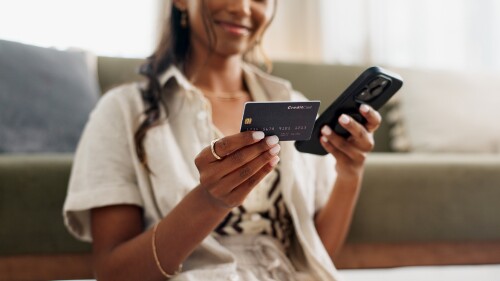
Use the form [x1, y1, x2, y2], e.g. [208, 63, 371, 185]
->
[1, 41, 500, 281]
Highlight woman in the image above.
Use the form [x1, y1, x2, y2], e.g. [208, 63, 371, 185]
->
[63, 0, 381, 280]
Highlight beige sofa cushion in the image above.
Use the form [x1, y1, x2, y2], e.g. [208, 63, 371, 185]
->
[390, 68, 500, 153]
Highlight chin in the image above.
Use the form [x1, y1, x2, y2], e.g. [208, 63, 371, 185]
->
[215, 43, 250, 58]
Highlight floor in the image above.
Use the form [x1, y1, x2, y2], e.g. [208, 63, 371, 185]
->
[55, 264, 500, 281]
[338, 264, 500, 281]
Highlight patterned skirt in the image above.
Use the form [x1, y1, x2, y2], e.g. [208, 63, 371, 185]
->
[214, 235, 318, 281]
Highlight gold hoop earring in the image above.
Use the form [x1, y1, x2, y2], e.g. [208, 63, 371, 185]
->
[181, 11, 188, 28]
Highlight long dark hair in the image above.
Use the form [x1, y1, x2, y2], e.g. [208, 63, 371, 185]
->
[135, 2, 276, 173]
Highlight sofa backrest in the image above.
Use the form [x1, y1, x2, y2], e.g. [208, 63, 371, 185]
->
[96, 57, 393, 152]
[97, 56, 145, 93]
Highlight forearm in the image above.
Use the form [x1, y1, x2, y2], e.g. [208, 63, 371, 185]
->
[314, 171, 363, 259]
[94, 186, 229, 281]
[93, 132, 279, 280]
[315, 103, 380, 259]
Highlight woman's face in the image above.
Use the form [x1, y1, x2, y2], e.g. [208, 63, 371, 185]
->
[179, 0, 275, 58]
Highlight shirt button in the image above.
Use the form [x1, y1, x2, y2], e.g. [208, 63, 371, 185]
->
[197, 111, 208, 120]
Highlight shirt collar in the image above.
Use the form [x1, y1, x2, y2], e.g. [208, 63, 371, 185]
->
[157, 65, 196, 93]
[242, 63, 268, 102]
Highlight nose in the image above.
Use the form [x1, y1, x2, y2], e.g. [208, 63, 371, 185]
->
[227, 0, 251, 16]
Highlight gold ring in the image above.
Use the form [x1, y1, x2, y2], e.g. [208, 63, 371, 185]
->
[210, 139, 223, 160]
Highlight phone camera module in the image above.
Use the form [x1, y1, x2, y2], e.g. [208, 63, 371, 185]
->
[355, 76, 390, 102]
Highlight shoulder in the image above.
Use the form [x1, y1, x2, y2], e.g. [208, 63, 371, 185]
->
[89, 83, 144, 124]
[243, 63, 308, 101]
[97, 83, 143, 112]
[244, 63, 292, 88]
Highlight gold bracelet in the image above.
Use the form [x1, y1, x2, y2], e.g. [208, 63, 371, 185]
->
[152, 222, 183, 279]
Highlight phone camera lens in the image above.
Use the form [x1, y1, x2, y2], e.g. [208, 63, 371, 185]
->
[371, 85, 384, 97]
[356, 76, 391, 102]
[368, 77, 389, 89]
[358, 90, 370, 99]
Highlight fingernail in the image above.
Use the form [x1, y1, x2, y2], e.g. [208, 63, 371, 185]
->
[321, 125, 332, 136]
[269, 144, 281, 155]
[360, 104, 370, 113]
[265, 135, 279, 146]
[321, 136, 329, 143]
[339, 114, 350, 125]
[252, 131, 265, 140]
[270, 156, 280, 167]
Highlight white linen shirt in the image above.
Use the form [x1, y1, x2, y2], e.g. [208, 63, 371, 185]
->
[63, 64, 342, 281]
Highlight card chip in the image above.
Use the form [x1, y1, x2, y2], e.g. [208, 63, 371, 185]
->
[244, 118, 252, 125]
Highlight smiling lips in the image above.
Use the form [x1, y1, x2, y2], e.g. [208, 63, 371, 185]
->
[215, 20, 252, 36]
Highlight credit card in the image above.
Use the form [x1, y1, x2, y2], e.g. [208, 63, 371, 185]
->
[240, 101, 320, 141]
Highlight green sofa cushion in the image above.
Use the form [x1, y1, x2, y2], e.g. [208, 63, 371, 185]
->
[349, 153, 500, 242]
[0, 155, 90, 255]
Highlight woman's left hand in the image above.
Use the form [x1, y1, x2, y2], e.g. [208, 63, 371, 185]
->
[319, 104, 382, 176]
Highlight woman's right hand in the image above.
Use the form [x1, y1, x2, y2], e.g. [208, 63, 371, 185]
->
[194, 131, 280, 211]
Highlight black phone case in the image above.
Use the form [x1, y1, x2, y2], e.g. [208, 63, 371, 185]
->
[295, 66, 403, 155]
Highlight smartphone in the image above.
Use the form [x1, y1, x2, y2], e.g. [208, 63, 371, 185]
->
[294, 66, 403, 155]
